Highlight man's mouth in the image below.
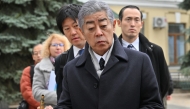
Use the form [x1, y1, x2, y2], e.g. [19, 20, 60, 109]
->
[72, 37, 79, 40]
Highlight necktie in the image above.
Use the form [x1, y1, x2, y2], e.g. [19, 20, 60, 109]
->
[78, 49, 84, 55]
[127, 44, 133, 49]
[99, 58, 105, 70]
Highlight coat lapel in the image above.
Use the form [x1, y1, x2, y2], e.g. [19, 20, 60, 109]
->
[102, 34, 128, 75]
[67, 46, 75, 62]
[76, 43, 99, 81]
[102, 55, 119, 74]
[139, 41, 147, 53]
[85, 55, 99, 80]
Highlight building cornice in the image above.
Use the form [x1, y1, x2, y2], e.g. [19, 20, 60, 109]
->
[78, 0, 183, 8]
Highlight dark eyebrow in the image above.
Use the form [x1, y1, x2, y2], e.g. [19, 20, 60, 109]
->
[86, 21, 94, 25]
[86, 18, 107, 25]
[63, 21, 77, 27]
[126, 17, 140, 19]
[98, 18, 107, 22]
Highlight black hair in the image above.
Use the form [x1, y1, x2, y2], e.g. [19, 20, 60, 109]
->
[119, 5, 143, 21]
[32, 44, 41, 55]
[56, 4, 82, 34]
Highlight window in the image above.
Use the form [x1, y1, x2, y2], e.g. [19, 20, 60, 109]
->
[168, 23, 185, 65]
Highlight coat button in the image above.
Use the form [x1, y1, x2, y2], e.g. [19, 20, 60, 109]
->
[94, 83, 98, 89]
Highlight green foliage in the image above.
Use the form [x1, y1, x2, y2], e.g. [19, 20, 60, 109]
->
[183, 28, 190, 43]
[0, 0, 80, 104]
[179, 0, 190, 76]
[178, 0, 190, 10]
[181, 51, 190, 76]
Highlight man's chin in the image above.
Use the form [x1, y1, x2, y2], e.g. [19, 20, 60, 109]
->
[73, 42, 84, 48]
[127, 34, 137, 38]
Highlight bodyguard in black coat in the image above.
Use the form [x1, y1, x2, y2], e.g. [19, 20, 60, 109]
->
[56, 1, 163, 109]
[117, 5, 170, 99]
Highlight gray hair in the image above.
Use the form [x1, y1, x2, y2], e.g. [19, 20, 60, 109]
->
[78, 0, 115, 30]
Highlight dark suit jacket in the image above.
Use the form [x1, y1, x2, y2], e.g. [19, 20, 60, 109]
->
[55, 46, 74, 101]
[118, 33, 170, 98]
[56, 35, 163, 109]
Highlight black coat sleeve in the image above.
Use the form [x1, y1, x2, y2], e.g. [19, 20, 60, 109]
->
[155, 46, 170, 98]
[55, 64, 72, 109]
[55, 54, 63, 101]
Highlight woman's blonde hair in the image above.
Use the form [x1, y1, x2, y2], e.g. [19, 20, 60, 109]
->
[41, 33, 70, 58]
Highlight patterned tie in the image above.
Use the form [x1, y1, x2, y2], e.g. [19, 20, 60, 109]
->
[99, 58, 105, 70]
[78, 49, 84, 55]
[127, 44, 133, 49]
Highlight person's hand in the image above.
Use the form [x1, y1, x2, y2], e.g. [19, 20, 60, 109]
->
[37, 105, 53, 109]
[45, 105, 53, 109]
[166, 95, 172, 100]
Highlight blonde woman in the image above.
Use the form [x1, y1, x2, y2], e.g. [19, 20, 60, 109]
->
[32, 33, 70, 107]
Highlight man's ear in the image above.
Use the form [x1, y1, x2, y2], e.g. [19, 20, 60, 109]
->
[117, 19, 121, 27]
[140, 21, 144, 29]
[113, 19, 116, 31]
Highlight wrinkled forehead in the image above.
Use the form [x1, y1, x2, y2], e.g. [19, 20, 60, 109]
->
[84, 11, 109, 24]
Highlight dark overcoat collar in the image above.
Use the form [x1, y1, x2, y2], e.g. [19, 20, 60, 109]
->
[67, 46, 75, 62]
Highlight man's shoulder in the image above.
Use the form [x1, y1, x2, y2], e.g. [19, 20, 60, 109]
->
[23, 66, 31, 71]
[58, 47, 73, 58]
[124, 47, 147, 56]
[123, 48, 151, 67]
[148, 42, 164, 54]
[64, 56, 80, 70]
[139, 33, 163, 51]
[55, 50, 69, 61]
[22, 66, 31, 75]
[149, 42, 162, 49]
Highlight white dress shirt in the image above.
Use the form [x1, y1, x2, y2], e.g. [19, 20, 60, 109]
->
[88, 40, 114, 78]
[122, 37, 139, 51]
[73, 46, 85, 58]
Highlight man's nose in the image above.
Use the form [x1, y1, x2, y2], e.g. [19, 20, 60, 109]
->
[71, 27, 77, 35]
[37, 53, 41, 56]
[95, 27, 103, 37]
[130, 20, 135, 26]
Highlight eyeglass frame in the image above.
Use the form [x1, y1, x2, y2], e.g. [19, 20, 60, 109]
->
[50, 43, 64, 47]
[32, 51, 41, 56]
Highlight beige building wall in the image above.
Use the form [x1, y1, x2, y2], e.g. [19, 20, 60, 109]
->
[110, 5, 190, 65]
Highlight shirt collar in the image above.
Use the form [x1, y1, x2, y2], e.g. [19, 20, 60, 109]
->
[122, 37, 139, 51]
[93, 51, 107, 62]
[73, 46, 85, 58]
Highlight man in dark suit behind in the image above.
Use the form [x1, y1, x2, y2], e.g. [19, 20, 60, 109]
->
[117, 5, 171, 107]
[55, 4, 86, 101]
[56, 1, 163, 109]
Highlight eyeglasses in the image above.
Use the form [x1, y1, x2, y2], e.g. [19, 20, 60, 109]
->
[51, 43, 64, 47]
